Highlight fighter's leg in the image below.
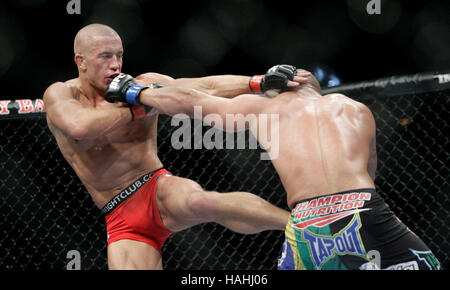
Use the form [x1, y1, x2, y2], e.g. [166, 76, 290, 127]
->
[156, 175, 289, 234]
[107, 239, 162, 270]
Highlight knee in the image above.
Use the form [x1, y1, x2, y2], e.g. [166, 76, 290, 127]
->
[186, 190, 220, 218]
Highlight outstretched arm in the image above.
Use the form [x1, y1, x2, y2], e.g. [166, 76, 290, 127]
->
[154, 74, 253, 99]
[136, 67, 309, 100]
[140, 87, 269, 131]
[104, 66, 310, 129]
[168, 72, 308, 99]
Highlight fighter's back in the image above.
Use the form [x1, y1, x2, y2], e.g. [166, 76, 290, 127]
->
[266, 92, 376, 209]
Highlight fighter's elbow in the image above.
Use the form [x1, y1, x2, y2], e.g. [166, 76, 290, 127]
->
[67, 121, 89, 140]
[48, 111, 90, 140]
[66, 114, 99, 140]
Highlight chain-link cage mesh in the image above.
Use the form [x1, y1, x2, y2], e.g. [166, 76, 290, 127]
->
[0, 85, 449, 270]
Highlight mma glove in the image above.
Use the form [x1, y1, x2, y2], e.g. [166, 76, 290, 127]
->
[105, 73, 163, 120]
[105, 73, 148, 105]
[249, 64, 297, 94]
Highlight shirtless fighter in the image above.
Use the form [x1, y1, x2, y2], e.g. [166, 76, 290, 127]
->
[43, 24, 309, 269]
[107, 67, 441, 270]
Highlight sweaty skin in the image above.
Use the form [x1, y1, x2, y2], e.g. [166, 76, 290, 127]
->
[137, 78, 377, 209]
[258, 91, 376, 209]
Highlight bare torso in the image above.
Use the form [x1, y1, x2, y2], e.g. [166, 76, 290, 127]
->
[47, 77, 163, 208]
[252, 91, 375, 209]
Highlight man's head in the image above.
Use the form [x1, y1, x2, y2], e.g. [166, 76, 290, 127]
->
[74, 24, 123, 92]
[295, 69, 322, 94]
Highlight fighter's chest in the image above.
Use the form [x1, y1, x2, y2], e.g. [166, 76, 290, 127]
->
[108, 118, 150, 140]
[81, 120, 152, 159]
[79, 95, 122, 109]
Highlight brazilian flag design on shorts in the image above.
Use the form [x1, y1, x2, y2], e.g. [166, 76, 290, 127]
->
[278, 213, 368, 270]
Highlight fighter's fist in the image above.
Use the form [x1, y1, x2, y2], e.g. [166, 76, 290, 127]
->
[249, 65, 297, 94]
[105, 73, 148, 105]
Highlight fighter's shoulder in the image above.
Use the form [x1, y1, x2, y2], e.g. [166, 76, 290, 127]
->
[323, 93, 353, 102]
[135, 72, 175, 86]
[324, 93, 371, 112]
[233, 93, 273, 106]
[44, 79, 79, 104]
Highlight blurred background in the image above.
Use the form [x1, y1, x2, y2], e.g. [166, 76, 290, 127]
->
[0, 0, 449, 97]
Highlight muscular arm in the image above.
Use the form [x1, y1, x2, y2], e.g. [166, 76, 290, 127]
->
[136, 70, 308, 100]
[44, 82, 132, 140]
[171, 75, 253, 99]
[139, 86, 268, 131]
[135, 73, 263, 131]
[137, 72, 252, 99]
[123, 69, 308, 120]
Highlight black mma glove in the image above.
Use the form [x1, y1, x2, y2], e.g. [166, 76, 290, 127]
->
[105, 73, 148, 105]
[249, 64, 297, 94]
[105, 73, 164, 120]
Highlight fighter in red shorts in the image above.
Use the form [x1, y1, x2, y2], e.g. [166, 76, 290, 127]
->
[103, 169, 173, 255]
[43, 24, 309, 269]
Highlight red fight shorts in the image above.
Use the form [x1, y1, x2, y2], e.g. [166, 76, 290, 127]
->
[103, 168, 173, 254]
